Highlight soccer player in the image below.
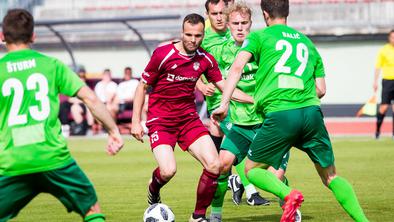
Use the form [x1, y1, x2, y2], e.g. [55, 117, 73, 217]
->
[0, 9, 124, 222]
[373, 30, 394, 139]
[212, 0, 369, 221]
[209, 3, 295, 221]
[198, 0, 268, 206]
[130, 13, 253, 222]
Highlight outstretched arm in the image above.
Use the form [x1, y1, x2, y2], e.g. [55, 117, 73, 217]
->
[214, 80, 253, 103]
[76, 86, 123, 155]
[131, 80, 148, 142]
[211, 51, 252, 123]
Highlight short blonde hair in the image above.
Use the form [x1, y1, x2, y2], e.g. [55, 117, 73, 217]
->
[225, 1, 252, 21]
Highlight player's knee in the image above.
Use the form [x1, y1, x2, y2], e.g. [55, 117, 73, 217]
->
[160, 166, 177, 181]
[205, 159, 220, 175]
[220, 160, 232, 174]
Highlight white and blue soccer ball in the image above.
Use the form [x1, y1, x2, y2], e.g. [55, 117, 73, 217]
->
[143, 203, 175, 222]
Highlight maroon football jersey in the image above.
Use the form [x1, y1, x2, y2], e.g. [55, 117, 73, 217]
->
[142, 43, 222, 122]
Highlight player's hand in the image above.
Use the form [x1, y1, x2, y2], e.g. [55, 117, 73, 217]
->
[203, 83, 216, 96]
[373, 82, 378, 92]
[211, 104, 229, 125]
[131, 122, 144, 143]
[198, 82, 216, 96]
[106, 131, 124, 156]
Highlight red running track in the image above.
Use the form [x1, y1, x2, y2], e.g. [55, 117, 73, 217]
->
[325, 118, 393, 136]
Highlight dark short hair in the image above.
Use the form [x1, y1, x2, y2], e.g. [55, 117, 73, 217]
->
[2, 9, 34, 44]
[389, 30, 394, 35]
[260, 0, 289, 19]
[205, 0, 221, 12]
[124, 67, 132, 72]
[103, 68, 111, 73]
[182, 13, 205, 30]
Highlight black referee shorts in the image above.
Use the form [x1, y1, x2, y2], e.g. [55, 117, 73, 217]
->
[381, 79, 394, 104]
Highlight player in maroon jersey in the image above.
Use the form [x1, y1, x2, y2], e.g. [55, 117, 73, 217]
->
[131, 13, 253, 222]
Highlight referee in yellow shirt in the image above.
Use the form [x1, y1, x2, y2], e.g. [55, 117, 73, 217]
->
[374, 30, 394, 139]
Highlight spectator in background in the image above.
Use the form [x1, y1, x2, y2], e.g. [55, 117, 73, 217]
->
[59, 68, 94, 136]
[115, 67, 139, 113]
[94, 68, 118, 118]
[68, 68, 94, 135]
[374, 30, 394, 139]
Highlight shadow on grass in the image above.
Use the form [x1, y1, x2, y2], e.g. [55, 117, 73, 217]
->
[225, 214, 314, 222]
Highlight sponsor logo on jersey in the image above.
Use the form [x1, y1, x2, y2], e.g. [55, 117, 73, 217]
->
[193, 62, 200, 71]
[166, 73, 198, 82]
[241, 73, 254, 81]
[167, 73, 175, 82]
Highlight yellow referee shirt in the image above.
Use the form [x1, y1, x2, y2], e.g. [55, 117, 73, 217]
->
[376, 43, 394, 80]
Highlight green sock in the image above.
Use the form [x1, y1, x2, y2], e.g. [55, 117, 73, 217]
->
[247, 168, 291, 200]
[235, 158, 250, 187]
[328, 176, 369, 222]
[211, 173, 230, 213]
[84, 213, 105, 222]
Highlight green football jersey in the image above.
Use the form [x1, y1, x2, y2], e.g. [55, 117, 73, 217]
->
[219, 39, 262, 125]
[0, 49, 85, 176]
[201, 27, 231, 112]
[241, 24, 325, 115]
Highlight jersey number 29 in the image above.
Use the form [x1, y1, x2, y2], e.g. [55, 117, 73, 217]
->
[2, 73, 50, 126]
[274, 40, 309, 76]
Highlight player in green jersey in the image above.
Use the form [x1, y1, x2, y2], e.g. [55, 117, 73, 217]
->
[0, 9, 123, 222]
[209, 3, 298, 222]
[198, 0, 268, 206]
[212, 1, 369, 221]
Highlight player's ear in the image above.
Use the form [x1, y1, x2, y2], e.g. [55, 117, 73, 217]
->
[262, 11, 269, 20]
[30, 32, 36, 43]
[0, 32, 4, 42]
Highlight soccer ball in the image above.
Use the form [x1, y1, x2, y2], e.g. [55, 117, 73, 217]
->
[143, 203, 175, 222]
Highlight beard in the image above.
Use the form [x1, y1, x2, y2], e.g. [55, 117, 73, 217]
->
[182, 41, 198, 54]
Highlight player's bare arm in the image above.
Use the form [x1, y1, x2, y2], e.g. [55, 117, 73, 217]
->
[76, 86, 123, 155]
[131, 80, 148, 143]
[196, 77, 216, 96]
[315, 77, 326, 98]
[211, 50, 252, 123]
[214, 80, 253, 103]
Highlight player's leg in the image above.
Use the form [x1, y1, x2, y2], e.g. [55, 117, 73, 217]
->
[392, 103, 394, 139]
[39, 162, 105, 221]
[246, 109, 306, 221]
[301, 105, 368, 222]
[314, 164, 368, 222]
[210, 121, 223, 150]
[376, 80, 391, 138]
[227, 124, 268, 206]
[187, 135, 220, 221]
[208, 118, 224, 152]
[146, 125, 178, 205]
[149, 145, 177, 204]
[210, 150, 236, 222]
[0, 174, 38, 222]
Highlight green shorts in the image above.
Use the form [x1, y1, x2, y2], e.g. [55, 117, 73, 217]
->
[221, 123, 290, 170]
[248, 106, 334, 170]
[0, 161, 98, 221]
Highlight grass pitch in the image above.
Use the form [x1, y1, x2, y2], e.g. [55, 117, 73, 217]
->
[10, 137, 394, 221]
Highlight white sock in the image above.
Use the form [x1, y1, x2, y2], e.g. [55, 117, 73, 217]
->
[245, 184, 257, 199]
